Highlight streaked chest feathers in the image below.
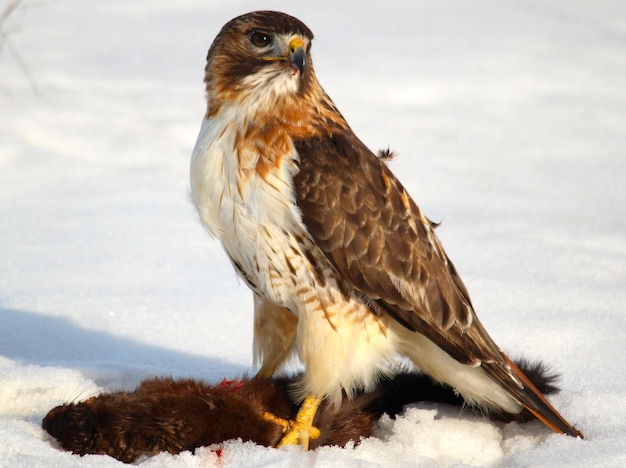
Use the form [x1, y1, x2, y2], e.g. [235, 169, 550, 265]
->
[190, 104, 321, 310]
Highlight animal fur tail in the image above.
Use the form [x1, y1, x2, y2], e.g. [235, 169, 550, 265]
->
[364, 357, 562, 424]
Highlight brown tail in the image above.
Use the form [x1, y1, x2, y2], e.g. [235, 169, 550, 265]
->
[489, 354, 583, 438]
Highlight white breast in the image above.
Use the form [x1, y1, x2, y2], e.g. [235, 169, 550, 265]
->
[190, 109, 306, 308]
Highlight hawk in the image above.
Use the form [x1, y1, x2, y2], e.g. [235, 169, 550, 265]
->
[190, 10, 582, 446]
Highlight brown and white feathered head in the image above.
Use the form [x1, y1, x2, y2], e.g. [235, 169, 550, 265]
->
[203, 11, 319, 117]
[202, 10, 347, 141]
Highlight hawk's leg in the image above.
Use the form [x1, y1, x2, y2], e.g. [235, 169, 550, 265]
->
[254, 295, 298, 378]
[263, 394, 321, 449]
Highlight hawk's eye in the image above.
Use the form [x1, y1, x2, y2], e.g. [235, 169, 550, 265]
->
[249, 31, 272, 48]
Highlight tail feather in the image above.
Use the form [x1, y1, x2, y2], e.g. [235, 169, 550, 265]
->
[485, 354, 583, 438]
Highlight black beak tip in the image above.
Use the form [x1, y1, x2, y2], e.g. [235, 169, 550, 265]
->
[290, 47, 307, 75]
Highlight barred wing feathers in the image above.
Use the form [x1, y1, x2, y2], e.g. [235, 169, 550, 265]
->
[293, 130, 583, 438]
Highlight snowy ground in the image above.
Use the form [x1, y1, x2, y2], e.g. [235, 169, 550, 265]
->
[1, 0, 625, 466]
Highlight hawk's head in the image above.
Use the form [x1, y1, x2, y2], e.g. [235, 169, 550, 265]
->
[204, 11, 316, 116]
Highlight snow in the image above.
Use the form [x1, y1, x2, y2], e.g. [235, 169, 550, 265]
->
[1, 0, 625, 466]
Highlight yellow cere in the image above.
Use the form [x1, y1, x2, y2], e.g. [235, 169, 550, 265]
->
[289, 37, 305, 54]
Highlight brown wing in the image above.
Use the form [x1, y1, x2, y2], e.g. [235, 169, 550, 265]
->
[293, 130, 584, 437]
[293, 130, 499, 364]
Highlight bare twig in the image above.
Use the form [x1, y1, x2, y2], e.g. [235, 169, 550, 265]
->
[1, 0, 41, 95]
[0, 0, 23, 49]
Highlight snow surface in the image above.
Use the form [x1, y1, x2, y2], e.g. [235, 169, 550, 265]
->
[1, 0, 625, 466]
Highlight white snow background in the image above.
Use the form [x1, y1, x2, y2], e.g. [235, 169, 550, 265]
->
[1, 0, 625, 466]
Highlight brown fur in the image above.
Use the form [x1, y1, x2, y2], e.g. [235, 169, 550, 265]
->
[43, 359, 559, 463]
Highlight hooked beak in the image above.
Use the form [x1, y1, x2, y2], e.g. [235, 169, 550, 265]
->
[262, 37, 307, 76]
[287, 37, 306, 75]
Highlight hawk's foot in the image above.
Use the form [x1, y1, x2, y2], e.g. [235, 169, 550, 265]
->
[263, 394, 321, 449]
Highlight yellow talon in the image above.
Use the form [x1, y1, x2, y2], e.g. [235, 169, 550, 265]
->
[262, 411, 290, 431]
[262, 407, 321, 448]
[275, 394, 322, 449]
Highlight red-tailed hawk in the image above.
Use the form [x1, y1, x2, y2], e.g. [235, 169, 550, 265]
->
[190, 10, 582, 446]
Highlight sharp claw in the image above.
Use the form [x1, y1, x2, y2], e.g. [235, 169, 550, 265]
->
[269, 394, 322, 449]
[262, 411, 290, 432]
[263, 410, 320, 448]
